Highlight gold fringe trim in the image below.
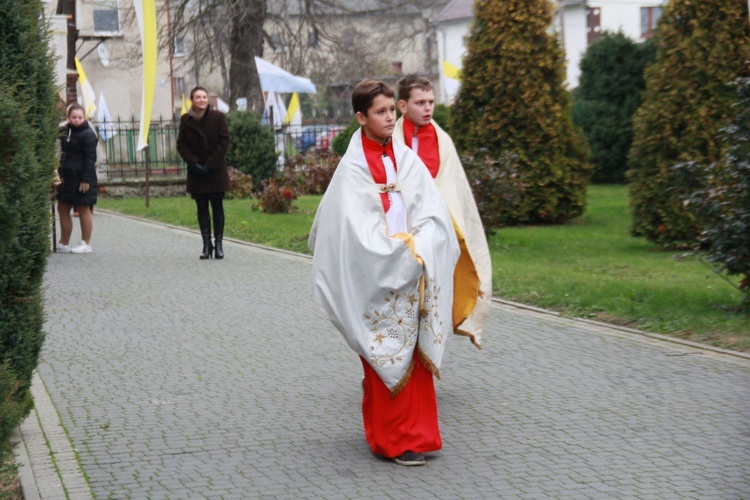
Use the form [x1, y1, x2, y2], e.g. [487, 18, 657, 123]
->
[416, 344, 441, 380]
[389, 357, 416, 398]
[454, 327, 483, 350]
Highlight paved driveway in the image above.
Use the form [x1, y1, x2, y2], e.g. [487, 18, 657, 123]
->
[23, 210, 750, 498]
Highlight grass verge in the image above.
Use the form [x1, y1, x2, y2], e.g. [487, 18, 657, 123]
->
[97, 185, 748, 351]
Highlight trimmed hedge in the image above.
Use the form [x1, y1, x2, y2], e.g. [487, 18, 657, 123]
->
[0, 0, 58, 444]
[572, 32, 655, 183]
[226, 111, 278, 184]
[451, 0, 592, 227]
[627, 0, 750, 246]
[676, 78, 750, 306]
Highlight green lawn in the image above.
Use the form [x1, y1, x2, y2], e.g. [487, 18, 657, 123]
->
[98, 185, 749, 351]
[492, 186, 747, 350]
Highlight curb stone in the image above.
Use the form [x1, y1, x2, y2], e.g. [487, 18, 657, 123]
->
[15, 372, 92, 500]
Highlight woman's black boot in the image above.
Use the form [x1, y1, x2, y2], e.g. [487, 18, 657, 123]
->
[198, 208, 213, 259]
[214, 235, 224, 259]
[213, 204, 225, 259]
[200, 232, 213, 259]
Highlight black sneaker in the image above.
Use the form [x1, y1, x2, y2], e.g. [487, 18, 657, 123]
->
[393, 451, 426, 466]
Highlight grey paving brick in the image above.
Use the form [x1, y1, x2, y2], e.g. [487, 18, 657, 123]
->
[18, 211, 750, 498]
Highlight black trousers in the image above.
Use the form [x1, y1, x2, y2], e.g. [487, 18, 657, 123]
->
[194, 194, 225, 236]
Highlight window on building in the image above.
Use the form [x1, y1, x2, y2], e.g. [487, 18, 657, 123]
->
[173, 36, 185, 57]
[307, 30, 319, 48]
[93, 0, 120, 34]
[271, 33, 284, 53]
[641, 6, 663, 38]
[586, 7, 601, 45]
[174, 77, 186, 97]
[341, 30, 355, 46]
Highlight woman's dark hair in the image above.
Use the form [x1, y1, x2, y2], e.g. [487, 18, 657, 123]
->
[352, 79, 394, 116]
[190, 86, 208, 100]
[67, 103, 85, 117]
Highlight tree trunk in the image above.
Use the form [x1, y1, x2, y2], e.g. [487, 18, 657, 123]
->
[228, 0, 265, 112]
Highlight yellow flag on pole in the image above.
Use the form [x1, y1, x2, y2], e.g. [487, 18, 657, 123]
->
[133, 0, 158, 151]
[442, 60, 461, 103]
[284, 92, 301, 125]
[74, 57, 97, 119]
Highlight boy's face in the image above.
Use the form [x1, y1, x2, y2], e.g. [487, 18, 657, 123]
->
[356, 94, 396, 143]
[398, 88, 435, 128]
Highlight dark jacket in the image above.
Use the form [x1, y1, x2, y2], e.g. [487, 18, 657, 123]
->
[57, 121, 98, 206]
[177, 106, 231, 195]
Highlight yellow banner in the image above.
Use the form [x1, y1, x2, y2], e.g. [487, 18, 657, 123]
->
[284, 92, 300, 124]
[442, 60, 461, 81]
[74, 57, 97, 119]
[133, 0, 158, 151]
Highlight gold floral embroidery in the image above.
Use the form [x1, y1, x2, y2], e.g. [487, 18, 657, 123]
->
[363, 290, 419, 367]
[419, 278, 445, 346]
[362, 277, 446, 367]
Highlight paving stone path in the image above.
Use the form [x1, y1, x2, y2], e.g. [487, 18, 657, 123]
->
[22, 210, 750, 498]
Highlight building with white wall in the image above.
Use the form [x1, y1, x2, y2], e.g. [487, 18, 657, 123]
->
[431, 0, 668, 101]
[557, 0, 667, 88]
[432, 0, 473, 104]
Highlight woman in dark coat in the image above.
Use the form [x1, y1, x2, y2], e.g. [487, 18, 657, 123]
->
[56, 103, 98, 254]
[177, 86, 231, 259]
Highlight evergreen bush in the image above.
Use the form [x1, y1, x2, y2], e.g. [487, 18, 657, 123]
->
[332, 118, 359, 157]
[226, 111, 278, 184]
[627, 0, 750, 246]
[0, 0, 58, 444]
[572, 32, 655, 183]
[432, 104, 451, 135]
[462, 151, 527, 231]
[675, 78, 750, 306]
[450, 0, 592, 227]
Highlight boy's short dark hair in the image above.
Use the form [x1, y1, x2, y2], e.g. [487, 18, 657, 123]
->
[397, 75, 433, 103]
[352, 79, 395, 116]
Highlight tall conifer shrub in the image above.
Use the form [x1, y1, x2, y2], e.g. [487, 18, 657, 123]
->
[627, 0, 750, 246]
[0, 0, 58, 443]
[572, 32, 655, 183]
[451, 0, 591, 226]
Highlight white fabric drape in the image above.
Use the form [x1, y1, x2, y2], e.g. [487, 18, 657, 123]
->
[308, 129, 460, 393]
[394, 118, 493, 346]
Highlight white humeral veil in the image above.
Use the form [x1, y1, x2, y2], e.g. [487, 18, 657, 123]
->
[394, 118, 492, 346]
[308, 129, 460, 394]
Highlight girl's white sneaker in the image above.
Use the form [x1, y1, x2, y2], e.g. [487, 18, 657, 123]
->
[70, 241, 93, 254]
[57, 243, 72, 253]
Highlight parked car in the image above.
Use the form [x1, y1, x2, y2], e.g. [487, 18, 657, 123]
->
[316, 127, 345, 151]
[295, 127, 321, 153]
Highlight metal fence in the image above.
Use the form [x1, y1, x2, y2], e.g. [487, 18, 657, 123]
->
[96, 116, 350, 180]
[97, 116, 184, 180]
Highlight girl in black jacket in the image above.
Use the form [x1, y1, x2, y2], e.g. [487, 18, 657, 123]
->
[56, 103, 98, 253]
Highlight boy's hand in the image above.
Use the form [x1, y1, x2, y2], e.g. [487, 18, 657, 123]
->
[79, 182, 90, 193]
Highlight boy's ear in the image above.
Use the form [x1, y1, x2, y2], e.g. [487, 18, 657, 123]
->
[355, 111, 367, 126]
[397, 99, 408, 114]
